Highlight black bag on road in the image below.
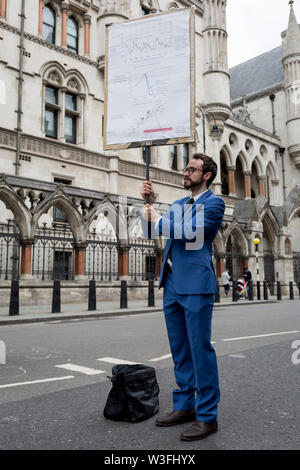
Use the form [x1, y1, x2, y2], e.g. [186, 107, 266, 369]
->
[103, 364, 159, 422]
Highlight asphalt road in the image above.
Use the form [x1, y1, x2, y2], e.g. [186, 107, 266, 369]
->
[0, 300, 299, 450]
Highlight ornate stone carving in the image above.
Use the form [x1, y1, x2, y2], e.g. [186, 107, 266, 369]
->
[47, 71, 62, 85]
[67, 78, 80, 91]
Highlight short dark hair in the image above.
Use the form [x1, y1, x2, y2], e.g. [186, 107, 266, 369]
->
[191, 153, 218, 188]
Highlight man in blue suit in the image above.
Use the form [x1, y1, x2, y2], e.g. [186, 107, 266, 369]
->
[141, 153, 225, 441]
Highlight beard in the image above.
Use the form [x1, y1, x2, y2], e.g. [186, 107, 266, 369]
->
[184, 176, 204, 189]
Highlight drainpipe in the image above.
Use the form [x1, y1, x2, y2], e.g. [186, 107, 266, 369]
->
[15, 0, 26, 176]
[279, 147, 287, 203]
[269, 94, 276, 135]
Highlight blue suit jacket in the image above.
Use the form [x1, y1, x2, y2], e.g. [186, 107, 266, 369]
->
[141, 190, 225, 295]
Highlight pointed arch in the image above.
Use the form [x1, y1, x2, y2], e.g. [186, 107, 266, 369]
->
[32, 188, 85, 242]
[0, 179, 32, 239]
[234, 150, 249, 173]
[220, 144, 233, 167]
[251, 156, 263, 177]
[213, 230, 225, 255]
[266, 160, 279, 181]
[261, 209, 278, 253]
[40, 61, 65, 85]
[224, 222, 249, 256]
[85, 196, 127, 241]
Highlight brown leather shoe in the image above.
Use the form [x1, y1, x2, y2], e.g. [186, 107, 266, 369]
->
[180, 420, 218, 441]
[155, 410, 196, 427]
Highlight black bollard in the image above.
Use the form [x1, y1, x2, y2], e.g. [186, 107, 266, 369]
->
[277, 281, 282, 301]
[214, 281, 220, 303]
[232, 281, 238, 302]
[148, 280, 155, 307]
[88, 279, 97, 311]
[256, 281, 261, 300]
[52, 280, 61, 313]
[263, 281, 268, 300]
[289, 281, 294, 300]
[120, 280, 128, 309]
[248, 280, 254, 301]
[9, 280, 19, 316]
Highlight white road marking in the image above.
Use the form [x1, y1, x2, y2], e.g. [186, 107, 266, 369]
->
[222, 331, 300, 342]
[149, 343, 216, 362]
[149, 354, 172, 362]
[228, 354, 247, 359]
[55, 364, 106, 375]
[97, 357, 138, 365]
[0, 376, 74, 389]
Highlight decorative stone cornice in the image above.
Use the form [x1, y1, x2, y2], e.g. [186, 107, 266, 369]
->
[0, 128, 186, 188]
[0, 21, 98, 68]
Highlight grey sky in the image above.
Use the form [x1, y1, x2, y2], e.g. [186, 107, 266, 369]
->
[227, 0, 300, 68]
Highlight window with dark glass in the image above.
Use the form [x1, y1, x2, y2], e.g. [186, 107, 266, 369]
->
[171, 145, 178, 171]
[67, 16, 78, 53]
[45, 86, 58, 139]
[42, 4, 56, 44]
[142, 146, 151, 164]
[64, 92, 77, 144]
[53, 178, 71, 222]
[183, 143, 189, 169]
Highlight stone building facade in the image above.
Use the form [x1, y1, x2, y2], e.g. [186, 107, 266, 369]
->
[0, 0, 299, 303]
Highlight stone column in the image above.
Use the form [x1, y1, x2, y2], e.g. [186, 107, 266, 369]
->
[78, 93, 86, 146]
[59, 86, 67, 142]
[227, 166, 236, 196]
[118, 245, 129, 280]
[258, 177, 267, 197]
[61, 2, 69, 48]
[243, 171, 252, 199]
[38, 0, 43, 37]
[74, 242, 87, 279]
[20, 239, 35, 279]
[0, 0, 7, 18]
[211, 136, 222, 195]
[83, 14, 91, 57]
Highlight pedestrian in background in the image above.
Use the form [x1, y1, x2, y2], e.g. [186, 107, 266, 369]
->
[221, 268, 230, 296]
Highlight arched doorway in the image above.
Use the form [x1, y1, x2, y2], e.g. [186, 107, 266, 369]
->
[225, 229, 247, 279]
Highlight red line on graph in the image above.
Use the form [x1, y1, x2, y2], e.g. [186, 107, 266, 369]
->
[144, 127, 173, 133]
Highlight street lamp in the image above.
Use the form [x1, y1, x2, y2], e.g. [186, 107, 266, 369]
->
[253, 238, 261, 299]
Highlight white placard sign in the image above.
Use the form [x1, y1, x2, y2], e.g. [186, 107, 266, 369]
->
[104, 8, 195, 150]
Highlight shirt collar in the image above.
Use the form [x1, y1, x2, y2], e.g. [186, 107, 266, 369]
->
[191, 189, 209, 202]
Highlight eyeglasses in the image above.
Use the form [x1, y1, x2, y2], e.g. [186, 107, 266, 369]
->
[182, 167, 204, 175]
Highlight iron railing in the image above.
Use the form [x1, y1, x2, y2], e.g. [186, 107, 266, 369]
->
[0, 221, 21, 280]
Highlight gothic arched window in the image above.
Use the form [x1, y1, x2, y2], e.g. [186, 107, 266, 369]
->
[67, 16, 79, 53]
[42, 4, 56, 44]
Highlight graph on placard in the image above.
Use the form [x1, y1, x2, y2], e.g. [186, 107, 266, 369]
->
[105, 9, 193, 147]
[120, 22, 173, 62]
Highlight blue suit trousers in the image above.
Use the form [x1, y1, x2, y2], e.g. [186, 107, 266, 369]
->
[163, 272, 220, 423]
